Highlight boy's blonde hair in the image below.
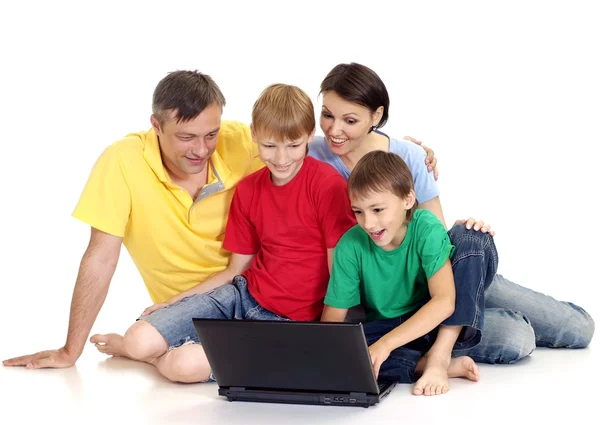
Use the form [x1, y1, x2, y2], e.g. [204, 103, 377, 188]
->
[251, 83, 315, 141]
[348, 151, 419, 222]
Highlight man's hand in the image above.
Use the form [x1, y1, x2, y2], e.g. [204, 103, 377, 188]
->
[141, 302, 169, 316]
[368, 339, 392, 379]
[3, 347, 78, 369]
[403, 136, 439, 181]
[3, 227, 122, 370]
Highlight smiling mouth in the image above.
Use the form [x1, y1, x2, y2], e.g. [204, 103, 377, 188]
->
[186, 157, 205, 162]
[329, 136, 348, 146]
[273, 164, 291, 171]
[369, 230, 385, 240]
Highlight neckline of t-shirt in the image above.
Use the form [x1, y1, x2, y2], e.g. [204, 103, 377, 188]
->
[266, 156, 311, 189]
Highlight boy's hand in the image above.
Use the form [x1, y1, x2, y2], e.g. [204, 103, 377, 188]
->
[368, 340, 393, 379]
[141, 302, 169, 316]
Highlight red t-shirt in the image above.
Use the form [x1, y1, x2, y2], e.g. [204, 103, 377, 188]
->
[223, 156, 357, 321]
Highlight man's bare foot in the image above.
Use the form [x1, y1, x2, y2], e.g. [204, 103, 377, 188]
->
[89, 334, 130, 358]
[447, 356, 479, 382]
[413, 356, 450, 396]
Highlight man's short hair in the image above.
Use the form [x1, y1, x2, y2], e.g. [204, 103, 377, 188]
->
[348, 151, 419, 222]
[152, 70, 226, 125]
[251, 83, 315, 142]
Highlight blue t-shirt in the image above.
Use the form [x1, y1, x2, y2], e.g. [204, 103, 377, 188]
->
[308, 132, 440, 204]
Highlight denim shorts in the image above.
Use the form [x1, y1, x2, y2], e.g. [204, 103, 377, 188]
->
[139, 275, 288, 350]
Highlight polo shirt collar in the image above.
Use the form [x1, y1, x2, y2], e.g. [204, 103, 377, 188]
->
[142, 128, 232, 190]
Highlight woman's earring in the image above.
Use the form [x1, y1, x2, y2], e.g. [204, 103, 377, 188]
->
[368, 125, 376, 133]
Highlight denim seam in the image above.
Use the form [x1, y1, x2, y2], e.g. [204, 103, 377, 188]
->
[450, 231, 497, 264]
[167, 336, 196, 352]
[472, 273, 485, 329]
[450, 251, 485, 330]
[451, 251, 485, 263]
[244, 304, 262, 319]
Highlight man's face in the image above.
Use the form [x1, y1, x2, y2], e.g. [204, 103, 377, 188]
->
[151, 103, 222, 178]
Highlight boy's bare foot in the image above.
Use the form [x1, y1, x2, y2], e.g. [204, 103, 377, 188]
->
[89, 334, 130, 358]
[447, 356, 479, 382]
[413, 356, 450, 396]
[413, 355, 479, 396]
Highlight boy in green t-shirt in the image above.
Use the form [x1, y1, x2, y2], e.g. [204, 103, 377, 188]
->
[322, 151, 498, 396]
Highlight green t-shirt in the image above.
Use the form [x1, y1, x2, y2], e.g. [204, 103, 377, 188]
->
[324, 209, 455, 321]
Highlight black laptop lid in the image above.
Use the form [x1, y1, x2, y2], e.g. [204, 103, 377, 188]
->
[192, 319, 380, 394]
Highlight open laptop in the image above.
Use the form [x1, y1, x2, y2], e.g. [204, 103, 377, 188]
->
[192, 318, 397, 408]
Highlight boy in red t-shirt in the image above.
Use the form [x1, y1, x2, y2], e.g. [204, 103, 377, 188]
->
[100, 83, 356, 383]
[222, 84, 356, 321]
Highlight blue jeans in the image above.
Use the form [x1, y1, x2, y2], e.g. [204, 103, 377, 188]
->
[361, 224, 596, 380]
[364, 226, 499, 383]
[139, 275, 288, 349]
[455, 273, 595, 363]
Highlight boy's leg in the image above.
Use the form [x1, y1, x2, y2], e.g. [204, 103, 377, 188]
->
[363, 318, 425, 384]
[410, 226, 498, 394]
[452, 307, 535, 364]
[442, 225, 500, 351]
[413, 326, 479, 396]
[364, 318, 478, 396]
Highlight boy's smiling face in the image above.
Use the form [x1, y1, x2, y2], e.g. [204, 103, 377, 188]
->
[350, 189, 415, 251]
[254, 130, 314, 186]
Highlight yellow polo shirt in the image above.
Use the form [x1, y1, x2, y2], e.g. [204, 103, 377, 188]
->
[72, 120, 264, 303]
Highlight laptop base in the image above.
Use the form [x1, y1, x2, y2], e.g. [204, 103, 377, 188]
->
[219, 382, 397, 408]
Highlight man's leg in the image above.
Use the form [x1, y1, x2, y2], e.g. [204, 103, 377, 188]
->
[485, 274, 595, 348]
[92, 280, 249, 382]
[123, 321, 212, 383]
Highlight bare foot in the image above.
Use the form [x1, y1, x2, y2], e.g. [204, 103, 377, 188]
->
[447, 356, 479, 382]
[413, 356, 450, 396]
[89, 334, 130, 358]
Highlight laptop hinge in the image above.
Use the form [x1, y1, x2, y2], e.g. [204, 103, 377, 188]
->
[229, 387, 246, 391]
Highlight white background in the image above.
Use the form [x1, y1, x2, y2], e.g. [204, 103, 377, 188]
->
[0, 1, 598, 424]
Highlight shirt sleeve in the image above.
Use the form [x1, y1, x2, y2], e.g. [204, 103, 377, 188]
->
[315, 175, 357, 248]
[324, 240, 361, 308]
[237, 122, 265, 175]
[416, 215, 455, 279]
[393, 140, 440, 204]
[222, 183, 259, 255]
[71, 145, 131, 237]
[248, 139, 265, 174]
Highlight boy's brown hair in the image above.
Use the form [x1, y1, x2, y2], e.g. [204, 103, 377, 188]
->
[348, 151, 419, 222]
[251, 83, 315, 142]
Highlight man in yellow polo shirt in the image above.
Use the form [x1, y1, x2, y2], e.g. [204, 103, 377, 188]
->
[3, 70, 264, 369]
